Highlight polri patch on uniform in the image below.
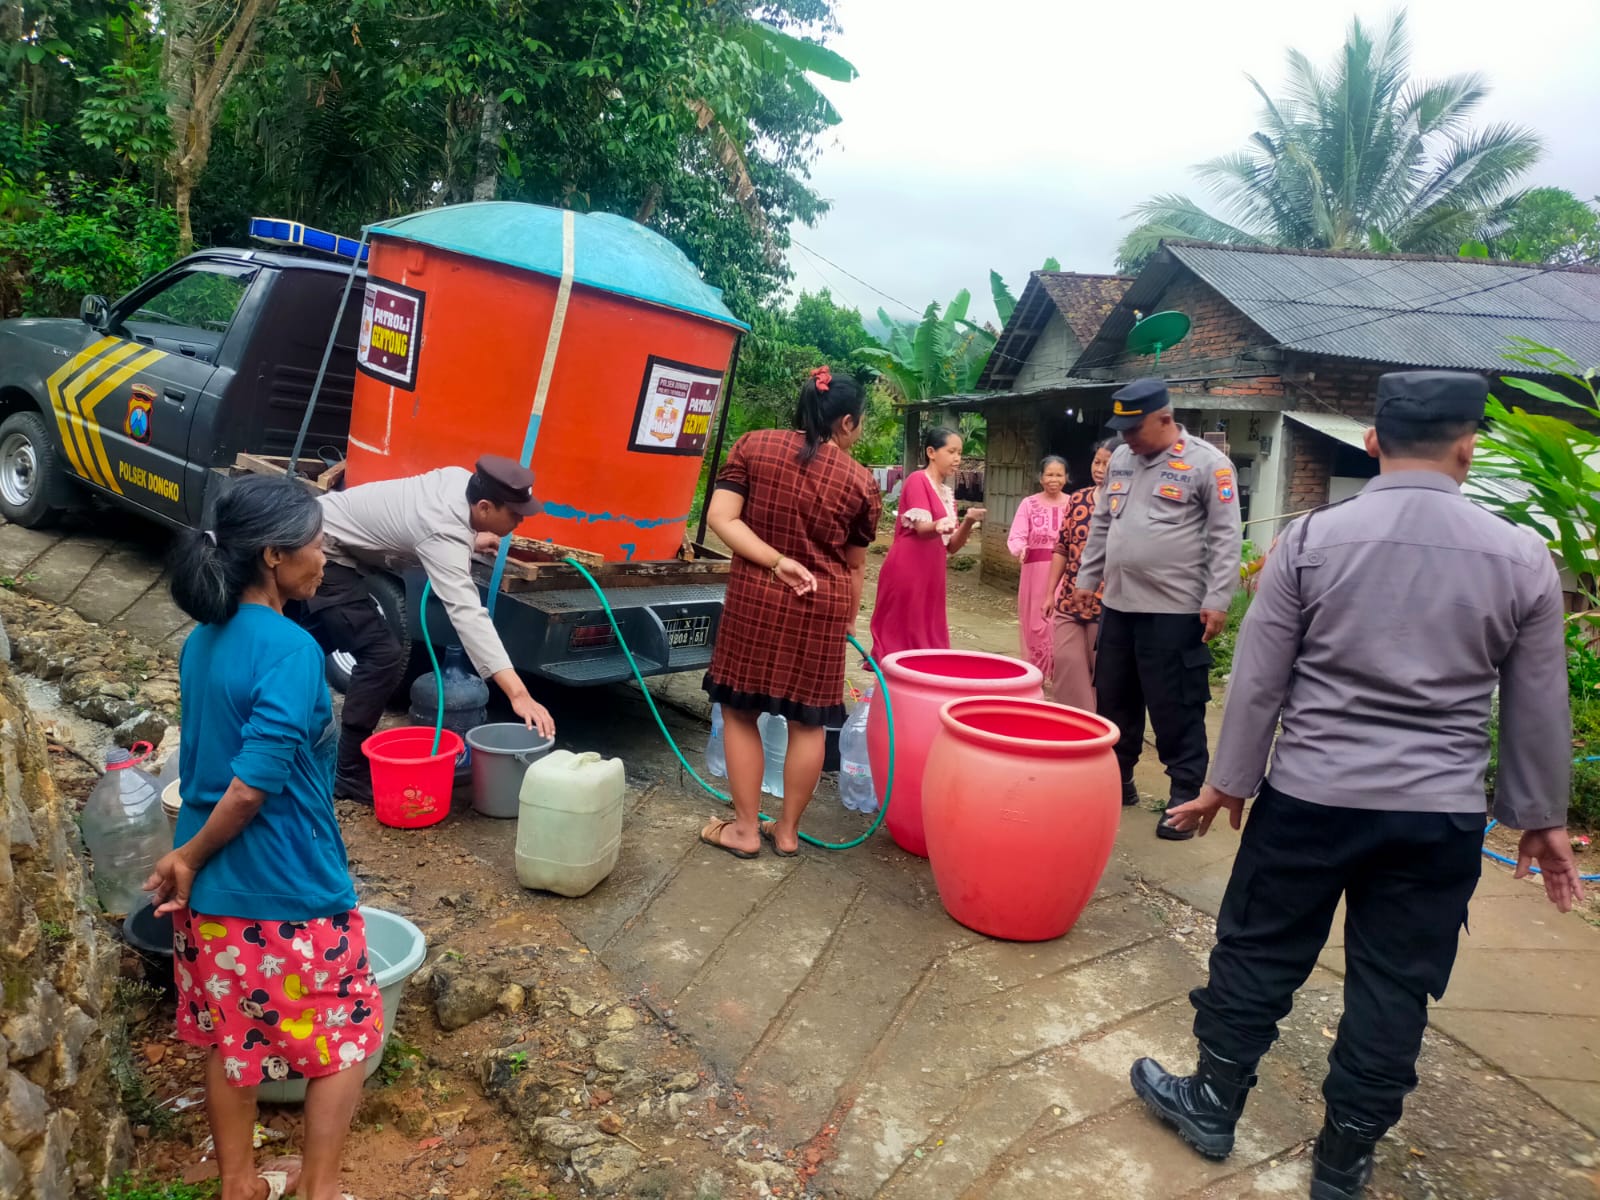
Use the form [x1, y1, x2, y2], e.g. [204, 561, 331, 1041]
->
[1157, 483, 1185, 501]
[1109, 496, 1124, 514]
[124, 384, 155, 445]
[1215, 468, 1235, 504]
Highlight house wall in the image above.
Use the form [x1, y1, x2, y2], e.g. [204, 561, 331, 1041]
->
[979, 405, 1043, 588]
[1013, 313, 1081, 391]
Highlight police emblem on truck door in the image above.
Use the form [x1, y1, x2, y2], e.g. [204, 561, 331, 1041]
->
[124, 384, 156, 444]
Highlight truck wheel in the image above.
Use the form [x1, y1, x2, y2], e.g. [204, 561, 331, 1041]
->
[324, 572, 418, 701]
[0, 411, 70, 529]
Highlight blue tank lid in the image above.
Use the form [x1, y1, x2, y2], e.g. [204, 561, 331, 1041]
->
[367, 202, 748, 331]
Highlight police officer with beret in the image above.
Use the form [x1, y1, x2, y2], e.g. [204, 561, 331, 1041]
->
[1073, 378, 1243, 838]
[309, 455, 557, 802]
[1127, 371, 1584, 1198]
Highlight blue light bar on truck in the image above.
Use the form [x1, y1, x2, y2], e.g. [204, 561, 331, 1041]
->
[248, 217, 369, 263]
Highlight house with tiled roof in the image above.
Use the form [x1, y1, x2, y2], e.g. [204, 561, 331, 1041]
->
[906, 242, 1600, 585]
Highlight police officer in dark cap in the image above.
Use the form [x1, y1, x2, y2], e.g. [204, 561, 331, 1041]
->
[1125, 370, 1584, 1197]
[310, 455, 556, 801]
[1074, 377, 1242, 836]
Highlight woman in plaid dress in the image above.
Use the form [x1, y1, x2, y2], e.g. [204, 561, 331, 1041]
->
[701, 368, 881, 857]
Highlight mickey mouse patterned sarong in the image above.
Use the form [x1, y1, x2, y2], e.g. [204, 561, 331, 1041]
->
[172, 908, 384, 1088]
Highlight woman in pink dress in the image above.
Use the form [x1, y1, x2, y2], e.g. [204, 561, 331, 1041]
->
[870, 427, 985, 661]
[1007, 456, 1073, 677]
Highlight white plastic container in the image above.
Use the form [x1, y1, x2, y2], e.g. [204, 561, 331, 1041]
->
[80, 746, 169, 915]
[515, 750, 625, 897]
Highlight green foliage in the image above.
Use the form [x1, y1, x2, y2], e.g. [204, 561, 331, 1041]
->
[1207, 589, 1254, 687]
[1116, 12, 1541, 272]
[1, 0, 853, 322]
[375, 1033, 424, 1086]
[860, 292, 994, 402]
[1484, 187, 1600, 265]
[104, 1177, 218, 1200]
[0, 176, 177, 316]
[1476, 338, 1600, 602]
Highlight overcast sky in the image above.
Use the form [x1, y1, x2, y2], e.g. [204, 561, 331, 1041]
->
[787, 0, 1600, 328]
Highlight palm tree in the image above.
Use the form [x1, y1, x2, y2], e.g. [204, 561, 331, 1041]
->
[1115, 11, 1542, 272]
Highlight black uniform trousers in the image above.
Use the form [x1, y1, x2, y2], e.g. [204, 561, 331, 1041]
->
[305, 564, 406, 748]
[1095, 606, 1212, 801]
[1191, 783, 1483, 1133]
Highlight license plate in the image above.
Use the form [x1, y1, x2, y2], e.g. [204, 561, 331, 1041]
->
[664, 615, 710, 649]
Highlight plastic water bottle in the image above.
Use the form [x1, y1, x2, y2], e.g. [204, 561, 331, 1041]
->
[409, 645, 490, 785]
[838, 694, 878, 813]
[80, 747, 169, 915]
[704, 704, 727, 779]
[758, 713, 787, 798]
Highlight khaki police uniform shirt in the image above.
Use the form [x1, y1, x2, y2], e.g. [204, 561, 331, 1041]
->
[1075, 429, 1243, 613]
[1210, 471, 1570, 830]
[318, 467, 514, 680]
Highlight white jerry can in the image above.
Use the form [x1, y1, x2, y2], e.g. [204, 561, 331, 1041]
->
[515, 750, 625, 897]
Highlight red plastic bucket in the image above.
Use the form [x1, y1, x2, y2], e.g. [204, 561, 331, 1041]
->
[363, 727, 463, 829]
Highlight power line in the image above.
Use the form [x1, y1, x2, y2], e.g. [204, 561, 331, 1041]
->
[789, 236, 925, 318]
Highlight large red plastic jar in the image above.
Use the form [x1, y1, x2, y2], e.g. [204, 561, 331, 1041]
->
[922, 696, 1121, 941]
[865, 650, 1043, 857]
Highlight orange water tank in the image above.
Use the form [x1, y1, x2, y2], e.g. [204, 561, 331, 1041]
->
[344, 202, 747, 562]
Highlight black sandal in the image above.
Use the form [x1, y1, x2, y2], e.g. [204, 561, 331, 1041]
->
[759, 819, 799, 857]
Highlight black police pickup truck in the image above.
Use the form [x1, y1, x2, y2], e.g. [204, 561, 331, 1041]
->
[0, 247, 726, 689]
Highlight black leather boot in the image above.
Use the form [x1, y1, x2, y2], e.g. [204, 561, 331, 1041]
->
[1129, 1043, 1257, 1160]
[1157, 786, 1198, 840]
[1121, 778, 1140, 807]
[1310, 1115, 1381, 1199]
[334, 729, 374, 805]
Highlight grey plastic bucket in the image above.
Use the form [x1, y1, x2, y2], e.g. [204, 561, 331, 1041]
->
[465, 723, 555, 818]
[257, 905, 426, 1104]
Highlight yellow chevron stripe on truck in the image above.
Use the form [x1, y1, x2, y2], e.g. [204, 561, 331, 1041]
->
[44, 337, 168, 492]
[44, 337, 121, 480]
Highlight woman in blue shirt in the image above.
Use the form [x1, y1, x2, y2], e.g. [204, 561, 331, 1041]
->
[146, 475, 374, 1200]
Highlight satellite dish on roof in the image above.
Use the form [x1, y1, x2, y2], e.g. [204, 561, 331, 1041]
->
[1125, 310, 1190, 368]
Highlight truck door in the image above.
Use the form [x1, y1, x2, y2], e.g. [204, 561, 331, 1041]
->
[85, 263, 258, 524]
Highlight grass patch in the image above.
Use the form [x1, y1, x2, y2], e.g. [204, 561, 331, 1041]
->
[104, 1176, 217, 1200]
[374, 1032, 424, 1086]
[109, 978, 176, 1134]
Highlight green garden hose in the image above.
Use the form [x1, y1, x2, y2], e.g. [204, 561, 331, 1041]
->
[564, 558, 894, 851]
[419, 564, 894, 849]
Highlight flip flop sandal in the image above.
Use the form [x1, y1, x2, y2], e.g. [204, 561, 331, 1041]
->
[259, 1171, 290, 1200]
[700, 818, 759, 859]
[759, 820, 799, 857]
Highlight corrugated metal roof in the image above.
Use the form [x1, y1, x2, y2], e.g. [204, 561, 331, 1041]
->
[1166, 244, 1600, 371]
[1284, 410, 1369, 450]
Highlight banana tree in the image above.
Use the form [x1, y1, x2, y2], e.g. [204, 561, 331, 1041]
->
[859, 289, 996, 402]
[989, 256, 1060, 326]
[1474, 338, 1600, 604]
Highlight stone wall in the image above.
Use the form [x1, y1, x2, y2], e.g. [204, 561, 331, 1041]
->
[0, 650, 129, 1199]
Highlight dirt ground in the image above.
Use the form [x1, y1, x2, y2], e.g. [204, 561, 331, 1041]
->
[15, 537, 1600, 1200]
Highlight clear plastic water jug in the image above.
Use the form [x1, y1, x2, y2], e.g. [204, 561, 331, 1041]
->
[409, 645, 490, 785]
[758, 712, 787, 798]
[515, 750, 625, 897]
[80, 745, 170, 915]
[838, 693, 877, 813]
[705, 704, 727, 779]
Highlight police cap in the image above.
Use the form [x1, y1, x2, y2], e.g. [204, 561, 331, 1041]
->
[1106, 378, 1171, 430]
[1374, 371, 1488, 424]
[474, 454, 540, 515]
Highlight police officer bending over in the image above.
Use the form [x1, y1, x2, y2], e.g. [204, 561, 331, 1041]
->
[1128, 371, 1585, 1199]
[310, 456, 557, 802]
[1074, 378, 1242, 838]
